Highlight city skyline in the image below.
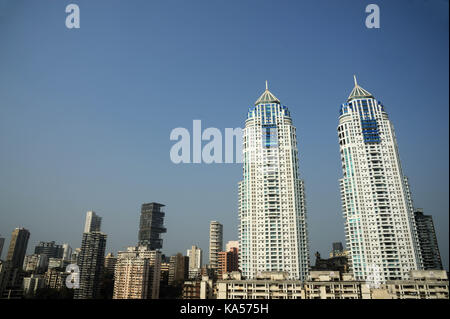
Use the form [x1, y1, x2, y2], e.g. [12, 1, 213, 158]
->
[0, 0, 448, 271]
[0, 77, 447, 273]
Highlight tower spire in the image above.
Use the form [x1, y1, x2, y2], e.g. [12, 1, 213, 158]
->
[255, 81, 280, 105]
[347, 75, 373, 101]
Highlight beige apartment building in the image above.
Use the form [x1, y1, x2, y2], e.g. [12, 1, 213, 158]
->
[210, 270, 448, 300]
[113, 246, 161, 299]
[382, 270, 448, 299]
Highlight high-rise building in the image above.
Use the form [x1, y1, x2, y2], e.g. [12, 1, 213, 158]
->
[337, 76, 422, 282]
[34, 241, 64, 259]
[0, 235, 5, 259]
[331, 242, 344, 256]
[160, 261, 170, 284]
[71, 248, 81, 265]
[218, 247, 239, 276]
[74, 212, 107, 299]
[113, 246, 161, 299]
[311, 251, 349, 274]
[48, 258, 67, 270]
[138, 203, 167, 250]
[6, 228, 30, 269]
[168, 253, 188, 286]
[84, 211, 102, 233]
[238, 82, 310, 280]
[23, 254, 48, 273]
[225, 241, 239, 252]
[414, 209, 443, 270]
[209, 221, 223, 270]
[62, 243, 72, 261]
[44, 268, 68, 290]
[104, 252, 118, 274]
[187, 245, 202, 279]
[329, 242, 349, 258]
[22, 274, 45, 295]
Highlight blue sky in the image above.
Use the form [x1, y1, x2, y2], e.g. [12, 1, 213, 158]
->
[0, 0, 448, 269]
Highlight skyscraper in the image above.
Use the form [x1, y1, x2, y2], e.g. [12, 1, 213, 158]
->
[104, 252, 118, 274]
[331, 242, 344, 257]
[168, 253, 188, 286]
[209, 221, 223, 270]
[225, 241, 239, 252]
[414, 209, 443, 270]
[138, 203, 167, 250]
[84, 211, 102, 233]
[238, 82, 309, 280]
[337, 76, 422, 282]
[218, 247, 239, 276]
[23, 254, 48, 273]
[62, 243, 72, 261]
[187, 245, 202, 279]
[74, 212, 107, 299]
[34, 241, 64, 259]
[6, 228, 30, 269]
[113, 246, 161, 299]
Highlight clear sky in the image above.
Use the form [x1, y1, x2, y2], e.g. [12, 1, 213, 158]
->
[0, 0, 448, 269]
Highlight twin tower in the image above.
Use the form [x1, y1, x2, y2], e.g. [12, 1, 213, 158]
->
[238, 78, 423, 282]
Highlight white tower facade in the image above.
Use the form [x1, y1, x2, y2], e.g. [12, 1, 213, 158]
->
[187, 245, 202, 278]
[238, 82, 309, 280]
[337, 76, 422, 282]
[84, 211, 102, 233]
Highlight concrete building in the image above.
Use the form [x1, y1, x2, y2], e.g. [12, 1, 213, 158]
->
[104, 252, 117, 274]
[23, 254, 48, 273]
[138, 202, 166, 250]
[48, 257, 67, 270]
[239, 83, 310, 280]
[6, 228, 30, 269]
[74, 212, 107, 299]
[209, 221, 223, 270]
[160, 261, 170, 284]
[34, 241, 64, 259]
[218, 247, 239, 276]
[84, 211, 102, 233]
[311, 251, 349, 274]
[113, 246, 161, 299]
[44, 268, 68, 290]
[217, 272, 304, 299]
[23, 274, 45, 295]
[71, 248, 81, 265]
[337, 76, 423, 282]
[382, 270, 448, 299]
[168, 253, 189, 286]
[62, 243, 72, 262]
[329, 242, 349, 258]
[414, 209, 443, 270]
[182, 280, 201, 299]
[187, 245, 202, 279]
[182, 275, 215, 299]
[303, 271, 370, 299]
[225, 241, 239, 252]
[214, 270, 449, 300]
